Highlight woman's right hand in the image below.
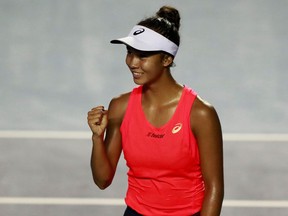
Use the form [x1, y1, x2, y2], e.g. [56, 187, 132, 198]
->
[87, 106, 108, 137]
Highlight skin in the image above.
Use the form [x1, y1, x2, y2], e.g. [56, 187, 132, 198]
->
[87, 46, 224, 215]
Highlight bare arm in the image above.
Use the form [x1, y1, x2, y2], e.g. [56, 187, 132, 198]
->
[191, 97, 224, 216]
[87, 93, 129, 189]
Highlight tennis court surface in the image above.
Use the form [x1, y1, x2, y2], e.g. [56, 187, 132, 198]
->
[0, 131, 287, 216]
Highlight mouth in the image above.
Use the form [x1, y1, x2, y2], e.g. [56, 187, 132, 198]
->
[132, 71, 143, 79]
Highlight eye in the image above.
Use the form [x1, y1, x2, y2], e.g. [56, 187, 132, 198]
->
[138, 53, 149, 58]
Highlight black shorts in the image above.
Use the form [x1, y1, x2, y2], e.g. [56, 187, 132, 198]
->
[123, 206, 142, 216]
[123, 206, 201, 216]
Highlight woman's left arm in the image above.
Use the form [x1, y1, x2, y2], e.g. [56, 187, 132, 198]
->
[191, 97, 224, 216]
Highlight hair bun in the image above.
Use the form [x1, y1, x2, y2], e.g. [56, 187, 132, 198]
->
[156, 6, 181, 31]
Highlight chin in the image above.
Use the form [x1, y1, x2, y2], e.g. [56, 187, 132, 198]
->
[133, 79, 145, 85]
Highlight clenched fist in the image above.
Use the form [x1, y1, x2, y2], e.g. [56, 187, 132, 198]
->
[87, 106, 108, 137]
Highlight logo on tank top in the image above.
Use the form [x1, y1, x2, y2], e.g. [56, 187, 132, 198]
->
[172, 123, 182, 134]
[146, 132, 165, 138]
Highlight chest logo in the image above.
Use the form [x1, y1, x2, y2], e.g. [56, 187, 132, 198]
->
[172, 123, 182, 134]
[147, 132, 165, 138]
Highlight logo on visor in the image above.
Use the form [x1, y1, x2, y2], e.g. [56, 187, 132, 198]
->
[133, 28, 145, 35]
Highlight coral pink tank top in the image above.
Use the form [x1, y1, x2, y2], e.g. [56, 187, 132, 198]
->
[120, 86, 205, 216]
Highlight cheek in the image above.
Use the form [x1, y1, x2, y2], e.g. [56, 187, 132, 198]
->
[142, 58, 163, 71]
[125, 55, 130, 66]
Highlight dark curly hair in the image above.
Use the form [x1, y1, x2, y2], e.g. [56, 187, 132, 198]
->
[137, 6, 181, 46]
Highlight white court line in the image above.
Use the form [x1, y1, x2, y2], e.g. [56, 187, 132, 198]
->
[224, 200, 288, 208]
[0, 131, 90, 139]
[0, 197, 124, 206]
[223, 133, 288, 142]
[0, 130, 288, 141]
[0, 197, 288, 208]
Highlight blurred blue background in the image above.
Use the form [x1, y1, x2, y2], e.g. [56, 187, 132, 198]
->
[1, 0, 287, 132]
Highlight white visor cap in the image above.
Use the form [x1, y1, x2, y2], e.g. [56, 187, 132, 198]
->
[111, 25, 179, 57]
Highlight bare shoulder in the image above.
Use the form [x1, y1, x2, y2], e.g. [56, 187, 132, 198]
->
[191, 95, 221, 136]
[108, 91, 131, 122]
[192, 96, 217, 117]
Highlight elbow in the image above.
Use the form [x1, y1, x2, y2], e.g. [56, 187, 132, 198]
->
[94, 179, 112, 190]
[92, 175, 112, 190]
[216, 187, 225, 204]
[205, 181, 225, 202]
[97, 182, 111, 190]
[218, 181, 225, 201]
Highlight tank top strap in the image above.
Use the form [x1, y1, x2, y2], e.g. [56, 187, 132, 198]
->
[175, 86, 197, 122]
[129, 85, 142, 109]
[121, 86, 143, 132]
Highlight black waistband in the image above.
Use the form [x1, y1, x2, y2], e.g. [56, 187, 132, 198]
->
[123, 206, 201, 216]
[123, 206, 142, 216]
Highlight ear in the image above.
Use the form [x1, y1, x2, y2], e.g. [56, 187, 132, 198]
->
[162, 54, 174, 67]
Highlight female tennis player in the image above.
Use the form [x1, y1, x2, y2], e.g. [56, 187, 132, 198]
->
[87, 6, 224, 216]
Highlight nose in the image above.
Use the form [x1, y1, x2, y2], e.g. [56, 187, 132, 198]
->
[126, 53, 140, 69]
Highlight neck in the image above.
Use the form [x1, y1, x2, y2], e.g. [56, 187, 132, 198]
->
[142, 76, 183, 106]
